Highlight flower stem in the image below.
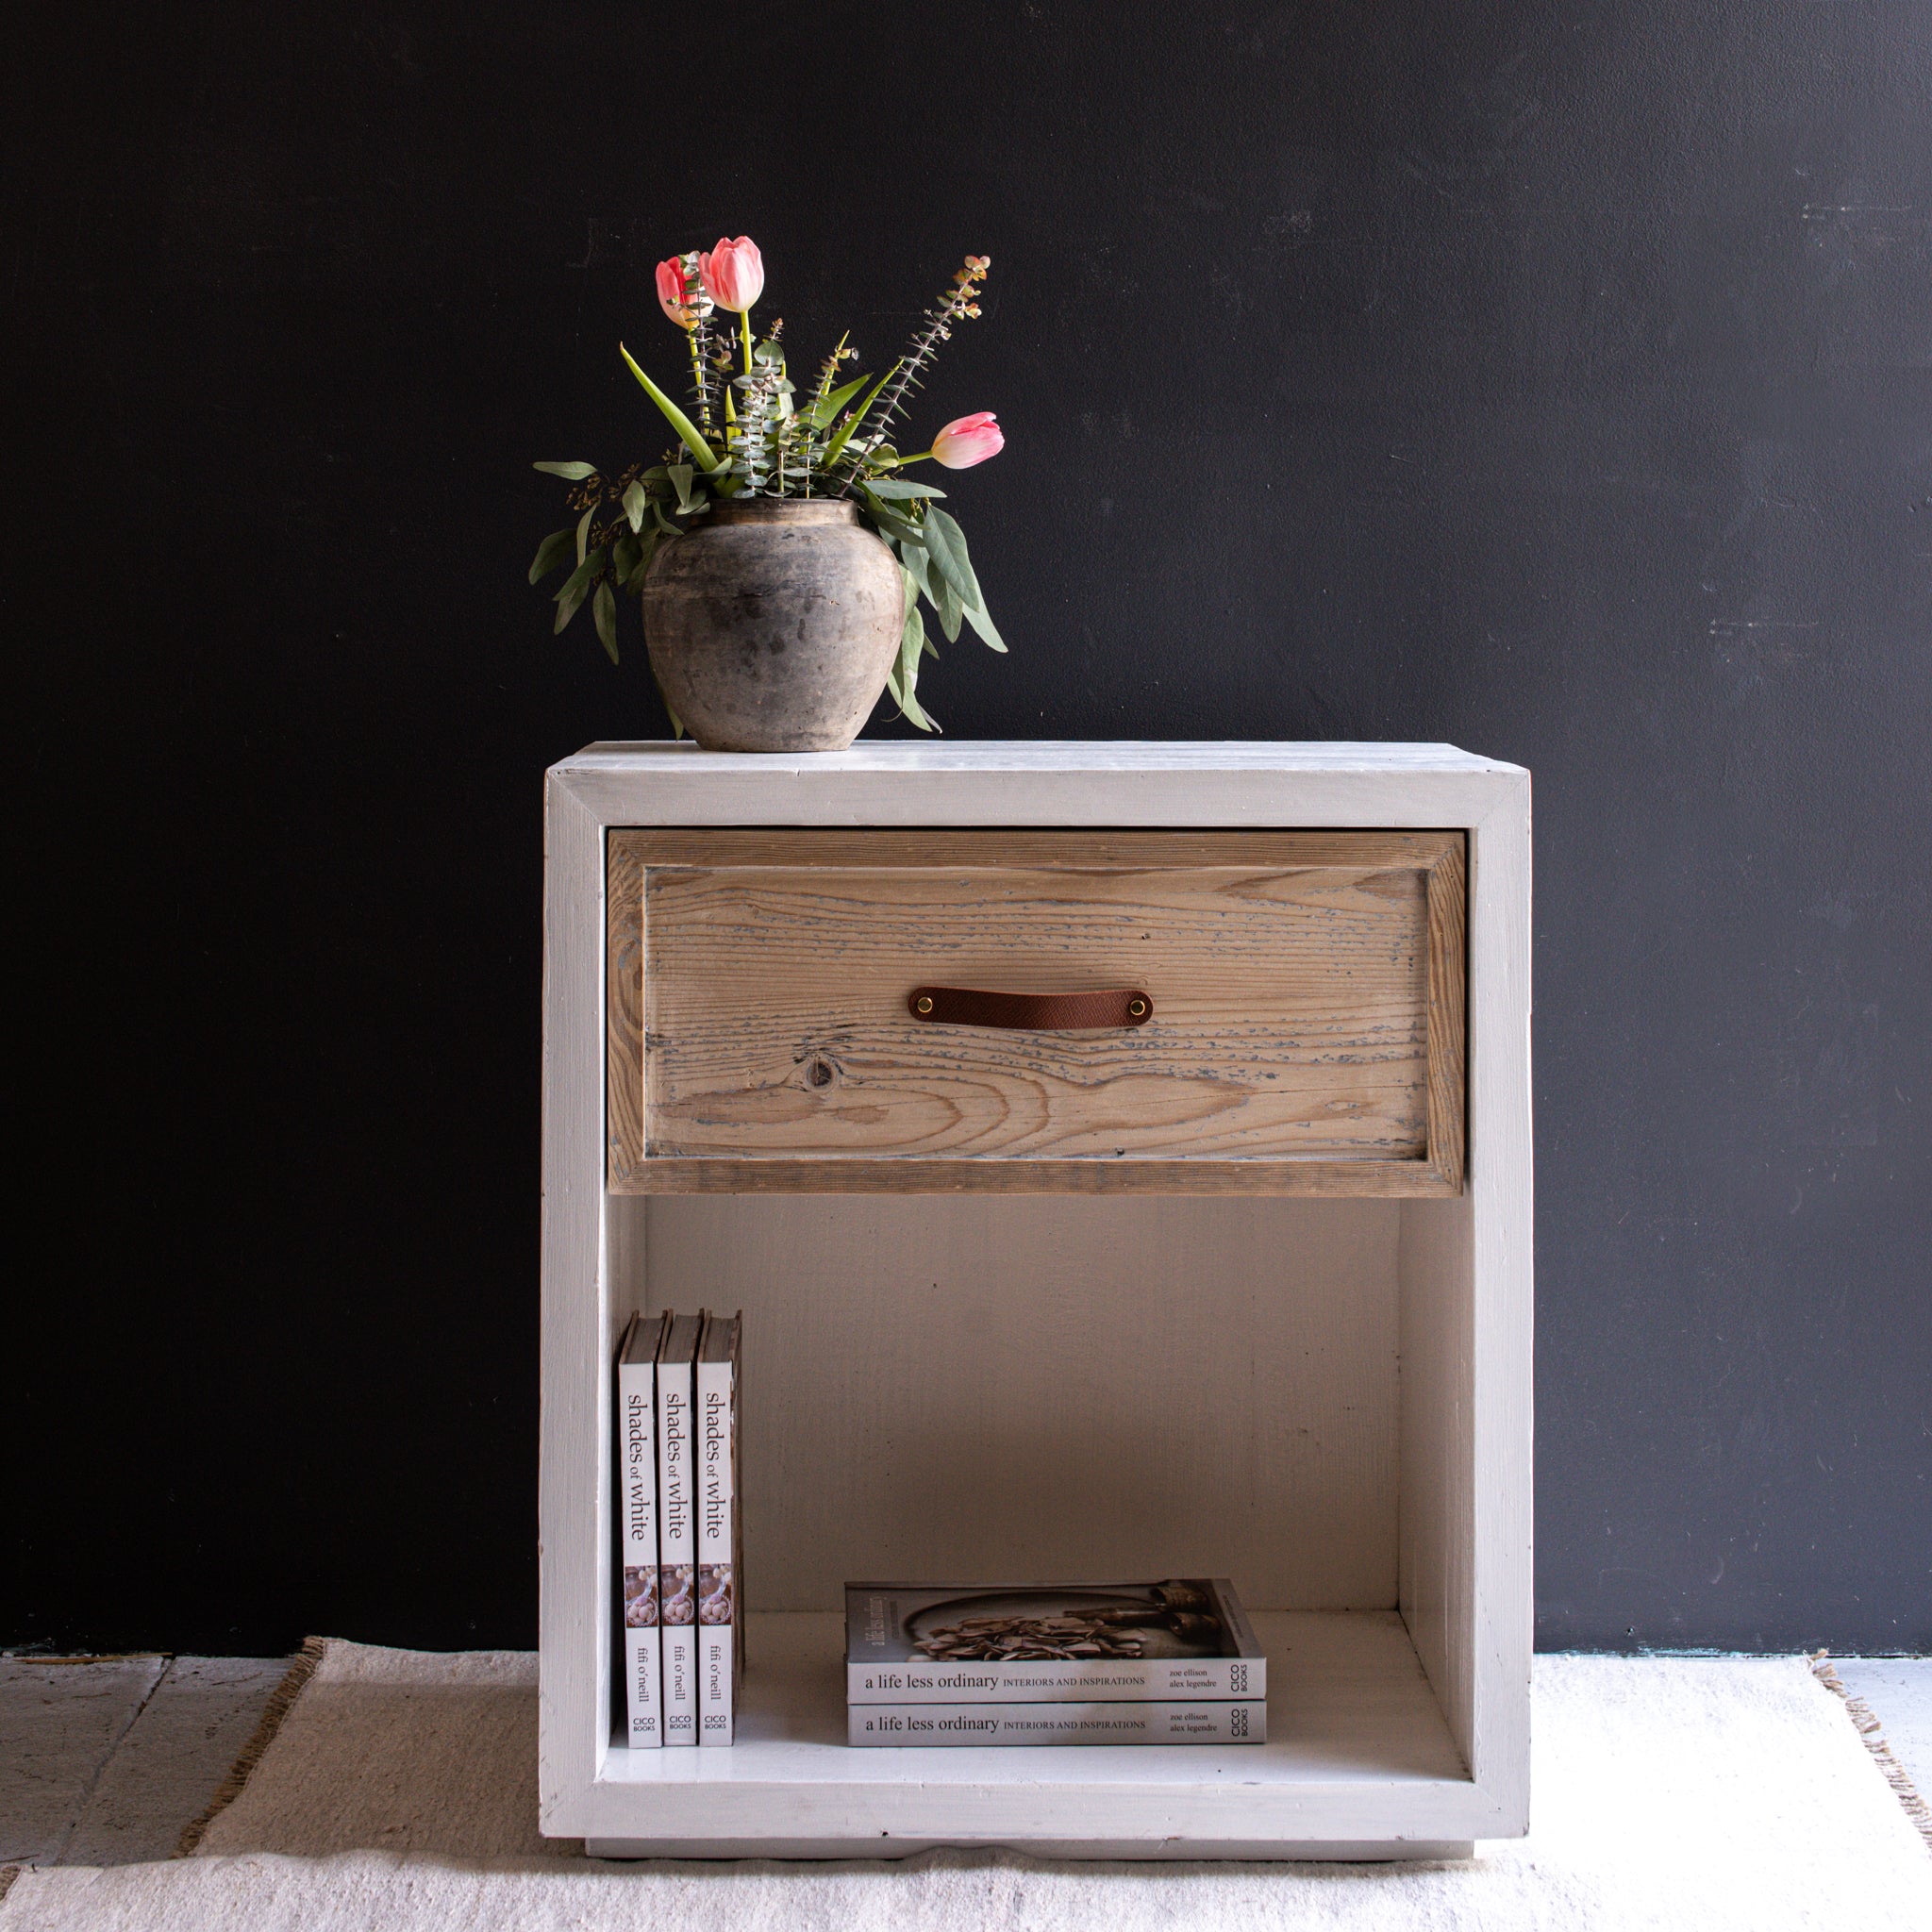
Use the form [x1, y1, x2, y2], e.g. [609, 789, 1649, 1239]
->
[740, 310, 753, 375]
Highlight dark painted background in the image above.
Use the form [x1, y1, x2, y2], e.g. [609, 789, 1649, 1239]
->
[6, 1, 1927, 1656]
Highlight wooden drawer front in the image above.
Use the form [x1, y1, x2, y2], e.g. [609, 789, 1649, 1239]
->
[608, 831, 1464, 1194]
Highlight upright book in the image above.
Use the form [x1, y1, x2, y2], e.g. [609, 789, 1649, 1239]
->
[846, 1580, 1265, 1703]
[614, 1310, 669, 1748]
[695, 1310, 742, 1746]
[655, 1311, 704, 1746]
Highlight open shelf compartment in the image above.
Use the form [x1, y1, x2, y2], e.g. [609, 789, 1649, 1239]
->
[540, 743, 1532, 1859]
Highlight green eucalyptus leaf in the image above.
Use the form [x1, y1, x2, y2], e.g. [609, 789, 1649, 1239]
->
[898, 541, 936, 608]
[858, 489, 924, 545]
[528, 527, 575, 585]
[575, 505, 595, 566]
[668, 463, 697, 514]
[922, 507, 983, 612]
[963, 599, 1008, 653]
[936, 567, 963, 643]
[534, 460, 598, 480]
[592, 580, 619, 663]
[554, 547, 606, 632]
[653, 503, 684, 540]
[893, 603, 938, 733]
[612, 531, 641, 588]
[622, 479, 648, 533]
[863, 478, 947, 500]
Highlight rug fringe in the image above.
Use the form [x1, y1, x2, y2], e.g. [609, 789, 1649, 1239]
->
[1810, 1650, 1932, 1855]
[175, 1637, 329, 1857]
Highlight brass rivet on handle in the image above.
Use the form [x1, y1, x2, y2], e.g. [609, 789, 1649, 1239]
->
[915, 994, 934, 1015]
[1128, 997, 1148, 1019]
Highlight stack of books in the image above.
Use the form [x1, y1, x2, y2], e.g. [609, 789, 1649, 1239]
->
[614, 1308, 741, 1748]
[844, 1580, 1267, 1746]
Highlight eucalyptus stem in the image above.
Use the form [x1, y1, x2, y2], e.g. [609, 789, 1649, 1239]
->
[688, 326, 713, 438]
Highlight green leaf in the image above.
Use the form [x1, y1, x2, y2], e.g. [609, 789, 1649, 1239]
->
[652, 502, 684, 540]
[554, 547, 605, 632]
[889, 600, 937, 732]
[823, 363, 899, 468]
[534, 460, 598, 480]
[668, 463, 697, 514]
[935, 566, 963, 644]
[575, 505, 594, 566]
[864, 478, 946, 500]
[963, 599, 1008, 653]
[592, 580, 618, 663]
[898, 541, 936, 608]
[619, 342, 725, 472]
[922, 507, 982, 612]
[528, 527, 575, 585]
[807, 373, 872, 428]
[858, 488, 924, 545]
[612, 531, 641, 588]
[622, 479, 648, 534]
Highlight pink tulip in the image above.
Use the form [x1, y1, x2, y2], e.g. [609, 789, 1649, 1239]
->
[656, 256, 702, 329]
[699, 236, 764, 313]
[931, 411, 1005, 469]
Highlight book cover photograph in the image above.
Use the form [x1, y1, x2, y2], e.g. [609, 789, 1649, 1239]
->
[846, 1580, 1265, 1704]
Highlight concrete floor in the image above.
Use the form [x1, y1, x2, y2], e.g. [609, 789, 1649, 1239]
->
[1, 1652, 1927, 1868]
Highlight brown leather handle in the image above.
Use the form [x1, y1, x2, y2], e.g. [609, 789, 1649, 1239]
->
[908, 986, 1153, 1030]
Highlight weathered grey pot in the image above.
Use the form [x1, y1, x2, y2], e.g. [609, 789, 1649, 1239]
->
[641, 499, 903, 752]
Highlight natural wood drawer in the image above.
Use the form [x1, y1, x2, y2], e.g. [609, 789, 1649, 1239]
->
[607, 830, 1465, 1194]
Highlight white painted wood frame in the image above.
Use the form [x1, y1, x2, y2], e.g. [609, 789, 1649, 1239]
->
[541, 741, 1532, 1858]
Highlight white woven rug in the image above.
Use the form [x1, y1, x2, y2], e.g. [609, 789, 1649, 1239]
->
[2, 1639, 1926, 1931]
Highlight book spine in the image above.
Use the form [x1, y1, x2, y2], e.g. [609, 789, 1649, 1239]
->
[695, 1339, 737, 1746]
[846, 1656, 1265, 1703]
[657, 1348, 697, 1746]
[1209, 1579, 1265, 1702]
[846, 1701, 1268, 1747]
[616, 1356, 661, 1747]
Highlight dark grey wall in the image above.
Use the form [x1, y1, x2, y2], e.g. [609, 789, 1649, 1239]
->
[6, 2, 1927, 1655]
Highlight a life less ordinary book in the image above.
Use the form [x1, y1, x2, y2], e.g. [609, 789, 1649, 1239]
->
[846, 1580, 1265, 1703]
[849, 1699, 1266, 1746]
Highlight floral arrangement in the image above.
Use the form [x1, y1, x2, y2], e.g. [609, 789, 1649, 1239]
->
[529, 236, 1005, 731]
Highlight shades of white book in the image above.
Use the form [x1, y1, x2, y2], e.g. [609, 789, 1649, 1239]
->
[655, 1312, 704, 1747]
[696, 1311, 742, 1747]
[614, 1311, 669, 1747]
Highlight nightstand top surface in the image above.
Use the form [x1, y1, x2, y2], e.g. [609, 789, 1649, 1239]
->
[558, 739, 1524, 778]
